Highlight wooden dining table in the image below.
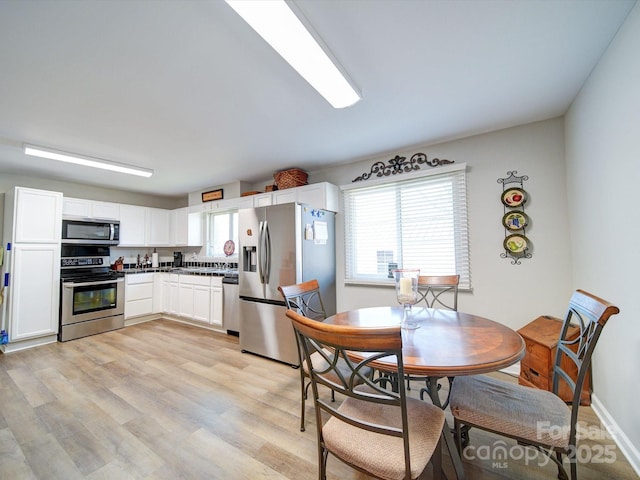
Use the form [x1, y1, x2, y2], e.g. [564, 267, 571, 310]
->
[323, 305, 526, 480]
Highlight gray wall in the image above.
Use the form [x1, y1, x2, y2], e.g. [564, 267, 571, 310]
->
[308, 117, 572, 332]
[565, 1, 640, 470]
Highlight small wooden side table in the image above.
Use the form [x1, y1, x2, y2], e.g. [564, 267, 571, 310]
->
[518, 315, 591, 405]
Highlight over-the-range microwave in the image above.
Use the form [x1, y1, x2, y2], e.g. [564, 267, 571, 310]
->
[62, 218, 120, 245]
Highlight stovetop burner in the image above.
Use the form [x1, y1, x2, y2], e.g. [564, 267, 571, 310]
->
[60, 267, 125, 283]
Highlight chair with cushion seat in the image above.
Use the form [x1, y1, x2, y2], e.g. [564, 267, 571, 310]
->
[449, 289, 619, 480]
[279, 279, 371, 432]
[286, 309, 446, 480]
[416, 275, 459, 311]
[409, 275, 460, 398]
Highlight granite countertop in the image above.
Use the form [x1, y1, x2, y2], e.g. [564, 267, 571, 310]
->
[123, 266, 237, 276]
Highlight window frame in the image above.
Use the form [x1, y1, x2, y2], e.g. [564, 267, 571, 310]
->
[204, 209, 239, 259]
[341, 163, 470, 289]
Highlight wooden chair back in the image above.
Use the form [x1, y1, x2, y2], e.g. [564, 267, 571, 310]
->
[278, 279, 327, 321]
[286, 309, 417, 474]
[417, 275, 460, 311]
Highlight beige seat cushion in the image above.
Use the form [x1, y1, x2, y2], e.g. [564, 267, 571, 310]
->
[323, 386, 445, 480]
[450, 374, 571, 448]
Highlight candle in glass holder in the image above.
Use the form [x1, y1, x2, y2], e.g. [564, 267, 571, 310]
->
[399, 277, 412, 296]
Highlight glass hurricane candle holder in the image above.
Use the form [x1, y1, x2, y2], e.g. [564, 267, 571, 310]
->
[393, 268, 420, 329]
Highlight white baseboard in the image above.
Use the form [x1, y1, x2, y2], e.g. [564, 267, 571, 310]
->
[591, 393, 640, 477]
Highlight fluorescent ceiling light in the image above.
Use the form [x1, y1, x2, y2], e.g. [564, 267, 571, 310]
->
[24, 145, 153, 178]
[226, 0, 361, 109]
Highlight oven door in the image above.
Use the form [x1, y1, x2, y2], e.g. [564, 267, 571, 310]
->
[61, 278, 125, 326]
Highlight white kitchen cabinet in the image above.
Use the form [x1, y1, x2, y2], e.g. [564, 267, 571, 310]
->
[163, 274, 180, 316]
[12, 187, 63, 243]
[63, 197, 120, 220]
[178, 275, 211, 322]
[146, 208, 171, 246]
[153, 273, 164, 313]
[273, 182, 339, 212]
[171, 207, 188, 246]
[8, 244, 61, 341]
[188, 209, 203, 246]
[62, 197, 91, 218]
[119, 204, 146, 246]
[1, 187, 62, 350]
[170, 207, 203, 247]
[91, 201, 120, 220]
[254, 192, 273, 207]
[124, 273, 154, 319]
[193, 285, 211, 323]
[210, 278, 223, 328]
[234, 196, 256, 209]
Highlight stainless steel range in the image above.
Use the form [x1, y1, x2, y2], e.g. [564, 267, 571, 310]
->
[59, 244, 125, 342]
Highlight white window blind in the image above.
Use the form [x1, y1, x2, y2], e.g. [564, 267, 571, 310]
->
[343, 164, 470, 289]
[205, 210, 238, 258]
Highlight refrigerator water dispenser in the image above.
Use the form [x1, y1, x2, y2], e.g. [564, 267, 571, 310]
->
[243, 246, 257, 272]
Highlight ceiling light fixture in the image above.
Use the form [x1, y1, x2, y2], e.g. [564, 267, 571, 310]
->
[24, 144, 153, 178]
[225, 0, 361, 109]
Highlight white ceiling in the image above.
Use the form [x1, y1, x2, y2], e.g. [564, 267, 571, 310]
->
[0, 0, 635, 198]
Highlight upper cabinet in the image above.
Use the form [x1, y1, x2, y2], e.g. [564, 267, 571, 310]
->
[273, 182, 339, 212]
[11, 187, 63, 243]
[62, 182, 338, 248]
[63, 197, 120, 220]
[119, 204, 146, 246]
[233, 182, 339, 212]
[145, 208, 171, 246]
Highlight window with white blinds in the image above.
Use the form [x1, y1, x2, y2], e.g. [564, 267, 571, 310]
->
[342, 164, 470, 289]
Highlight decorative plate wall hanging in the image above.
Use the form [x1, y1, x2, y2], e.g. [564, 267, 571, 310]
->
[502, 211, 529, 231]
[498, 171, 532, 264]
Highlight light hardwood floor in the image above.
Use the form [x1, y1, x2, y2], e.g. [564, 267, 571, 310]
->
[0, 319, 636, 479]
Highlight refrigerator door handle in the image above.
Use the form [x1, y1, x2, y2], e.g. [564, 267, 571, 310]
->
[264, 220, 271, 284]
[258, 221, 266, 284]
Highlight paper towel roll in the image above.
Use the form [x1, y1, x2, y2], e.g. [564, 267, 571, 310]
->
[152, 252, 159, 268]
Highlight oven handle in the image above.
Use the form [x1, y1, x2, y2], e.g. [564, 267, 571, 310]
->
[63, 278, 124, 288]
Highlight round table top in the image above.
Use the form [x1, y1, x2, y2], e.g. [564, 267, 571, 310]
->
[323, 306, 525, 377]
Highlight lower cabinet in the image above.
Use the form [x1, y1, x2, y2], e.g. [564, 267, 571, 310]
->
[160, 274, 223, 328]
[124, 273, 154, 319]
[8, 243, 61, 341]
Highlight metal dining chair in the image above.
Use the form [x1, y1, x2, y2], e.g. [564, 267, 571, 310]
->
[449, 289, 620, 480]
[278, 280, 327, 432]
[287, 309, 446, 480]
[279, 279, 372, 432]
[410, 275, 460, 400]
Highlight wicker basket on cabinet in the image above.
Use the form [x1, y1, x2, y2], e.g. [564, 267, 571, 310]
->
[274, 168, 308, 190]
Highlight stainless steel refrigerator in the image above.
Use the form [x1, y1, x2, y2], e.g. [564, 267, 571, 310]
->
[238, 203, 335, 366]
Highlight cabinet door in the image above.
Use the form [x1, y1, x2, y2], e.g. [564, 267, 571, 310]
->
[62, 197, 91, 218]
[9, 244, 60, 340]
[188, 209, 203, 246]
[178, 284, 194, 318]
[153, 273, 164, 314]
[171, 208, 188, 246]
[119, 204, 146, 246]
[146, 208, 171, 246]
[169, 279, 179, 315]
[92, 201, 120, 220]
[210, 285, 223, 327]
[193, 285, 211, 322]
[14, 188, 63, 243]
[273, 189, 297, 205]
[254, 193, 273, 207]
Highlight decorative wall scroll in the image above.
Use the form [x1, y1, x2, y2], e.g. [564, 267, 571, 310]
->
[498, 171, 531, 264]
[352, 152, 454, 182]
